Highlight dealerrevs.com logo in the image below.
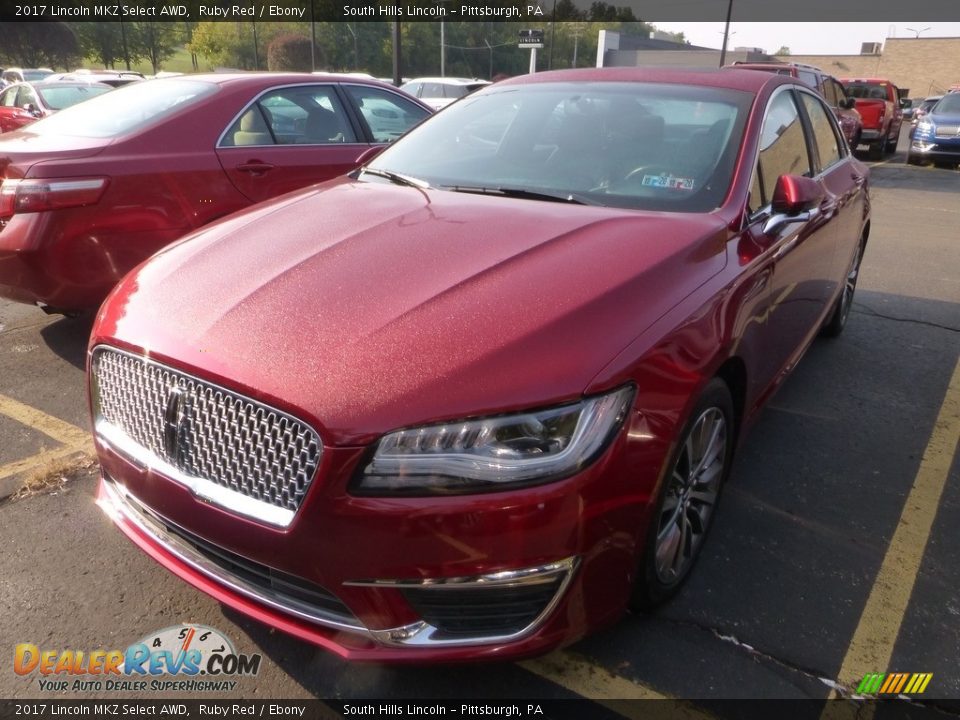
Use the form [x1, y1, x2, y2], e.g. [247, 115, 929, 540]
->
[14, 624, 262, 693]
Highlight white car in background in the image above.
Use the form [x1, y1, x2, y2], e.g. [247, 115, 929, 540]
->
[400, 77, 490, 110]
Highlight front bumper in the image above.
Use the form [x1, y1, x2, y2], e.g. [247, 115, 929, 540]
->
[910, 137, 960, 161]
[95, 411, 654, 661]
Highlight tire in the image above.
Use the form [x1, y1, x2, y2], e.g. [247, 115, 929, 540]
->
[869, 140, 884, 160]
[883, 126, 898, 154]
[630, 378, 735, 611]
[822, 237, 865, 338]
[906, 152, 920, 166]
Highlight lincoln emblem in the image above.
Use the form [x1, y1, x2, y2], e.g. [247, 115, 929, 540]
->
[163, 386, 186, 459]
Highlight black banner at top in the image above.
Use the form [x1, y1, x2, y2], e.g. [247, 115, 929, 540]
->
[2, 0, 960, 22]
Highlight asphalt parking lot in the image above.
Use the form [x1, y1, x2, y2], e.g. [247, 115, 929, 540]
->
[1, 127, 958, 710]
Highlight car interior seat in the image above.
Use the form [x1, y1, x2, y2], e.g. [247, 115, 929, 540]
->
[301, 108, 344, 143]
[232, 106, 273, 146]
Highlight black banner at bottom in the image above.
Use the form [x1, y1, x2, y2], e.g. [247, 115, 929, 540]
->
[1, 699, 960, 720]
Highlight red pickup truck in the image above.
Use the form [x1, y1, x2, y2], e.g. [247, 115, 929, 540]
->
[840, 77, 906, 157]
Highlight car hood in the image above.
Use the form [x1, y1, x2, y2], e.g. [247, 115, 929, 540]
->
[96, 180, 730, 444]
[928, 111, 960, 124]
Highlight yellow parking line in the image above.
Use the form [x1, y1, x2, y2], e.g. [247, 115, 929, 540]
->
[826, 355, 960, 705]
[0, 446, 92, 482]
[520, 651, 715, 720]
[0, 392, 91, 448]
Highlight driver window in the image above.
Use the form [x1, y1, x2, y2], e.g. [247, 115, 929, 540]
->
[16, 86, 37, 109]
[757, 91, 812, 205]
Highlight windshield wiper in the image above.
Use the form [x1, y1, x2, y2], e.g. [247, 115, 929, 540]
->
[359, 167, 431, 189]
[445, 185, 601, 206]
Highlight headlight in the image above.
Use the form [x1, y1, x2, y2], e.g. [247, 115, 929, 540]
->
[917, 121, 934, 133]
[354, 386, 634, 495]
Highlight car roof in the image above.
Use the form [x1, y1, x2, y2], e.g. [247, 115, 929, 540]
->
[175, 72, 394, 88]
[405, 77, 490, 86]
[37, 81, 114, 90]
[496, 67, 790, 94]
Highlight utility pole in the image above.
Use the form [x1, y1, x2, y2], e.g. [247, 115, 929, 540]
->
[310, 0, 316, 71]
[392, 22, 402, 86]
[718, 0, 733, 68]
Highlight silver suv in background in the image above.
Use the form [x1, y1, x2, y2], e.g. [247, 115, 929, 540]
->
[400, 77, 491, 110]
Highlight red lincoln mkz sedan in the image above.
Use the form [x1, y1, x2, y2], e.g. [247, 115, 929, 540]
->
[90, 68, 870, 661]
[0, 73, 431, 313]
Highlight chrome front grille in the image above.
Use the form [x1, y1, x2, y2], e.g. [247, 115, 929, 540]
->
[935, 125, 960, 138]
[92, 347, 321, 527]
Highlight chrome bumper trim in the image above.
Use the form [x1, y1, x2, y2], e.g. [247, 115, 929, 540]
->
[98, 475, 369, 636]
[347, 557, 579, 648]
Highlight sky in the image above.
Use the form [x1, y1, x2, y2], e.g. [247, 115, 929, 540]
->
[647, 22, 960, 55]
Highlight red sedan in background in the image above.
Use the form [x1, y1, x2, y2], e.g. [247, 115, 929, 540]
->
[0, 81, 112, 133]
[0, 73, 431, 313]
[91, 68, 870, 661]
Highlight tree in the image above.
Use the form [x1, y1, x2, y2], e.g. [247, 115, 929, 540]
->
[0, 22, 81, 69]
[132, 21, 181, 73]
[775, 46, 791, 56]
[267, 34, 313, 71]
[188, 21, 290, 70]
[72, 23, 126, 69]
[553, 0, 585, 20]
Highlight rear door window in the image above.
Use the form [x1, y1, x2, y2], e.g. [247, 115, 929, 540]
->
[221, 85, 357, 147]
[343, 85, 430, 144]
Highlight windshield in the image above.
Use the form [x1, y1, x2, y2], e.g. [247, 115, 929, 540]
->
[22, 70, 54, 82]
[845, 83, 889, 100]
[37, 84, 111, 111]
[933, 93, 960, 114]
[25, 79, 218, 138]
[366, 81, 752, 213]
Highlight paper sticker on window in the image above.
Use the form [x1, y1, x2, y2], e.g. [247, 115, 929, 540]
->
[642, 174, 695, 190]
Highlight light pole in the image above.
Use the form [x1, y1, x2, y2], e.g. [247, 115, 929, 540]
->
[718, 0, 733, 68]
[905, 26, 931, 38]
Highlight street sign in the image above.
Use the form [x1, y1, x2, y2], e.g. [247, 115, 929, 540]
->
[519, 29, 545, 49]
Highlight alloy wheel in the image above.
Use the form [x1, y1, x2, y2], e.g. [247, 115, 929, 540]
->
[654, 407, 727, 583]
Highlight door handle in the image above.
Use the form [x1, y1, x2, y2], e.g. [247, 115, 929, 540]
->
[236, 161, 275, 175]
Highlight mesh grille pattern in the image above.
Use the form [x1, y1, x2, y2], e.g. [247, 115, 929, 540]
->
[93, 348, 321, 513]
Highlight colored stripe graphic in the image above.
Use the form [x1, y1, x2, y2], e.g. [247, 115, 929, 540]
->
[856, 674, 883, 694]
[857, 673, 932, 695]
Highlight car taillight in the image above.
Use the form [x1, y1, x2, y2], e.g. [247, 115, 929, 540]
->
[0, 177, 108, 217]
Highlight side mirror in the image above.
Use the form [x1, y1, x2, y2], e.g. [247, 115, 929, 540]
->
[841, 97, 857, 110]
[763, 175, 823, 235]
[899, 98, 911, 109]
[24, 103, 41, 117]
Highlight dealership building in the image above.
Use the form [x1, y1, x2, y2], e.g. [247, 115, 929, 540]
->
[598, 32, 960, 98]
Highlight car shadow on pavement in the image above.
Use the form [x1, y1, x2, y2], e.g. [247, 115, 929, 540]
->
[39, 314, 94, 371]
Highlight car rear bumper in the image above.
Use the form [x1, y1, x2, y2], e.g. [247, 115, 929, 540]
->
[0, 211, 182, 311]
